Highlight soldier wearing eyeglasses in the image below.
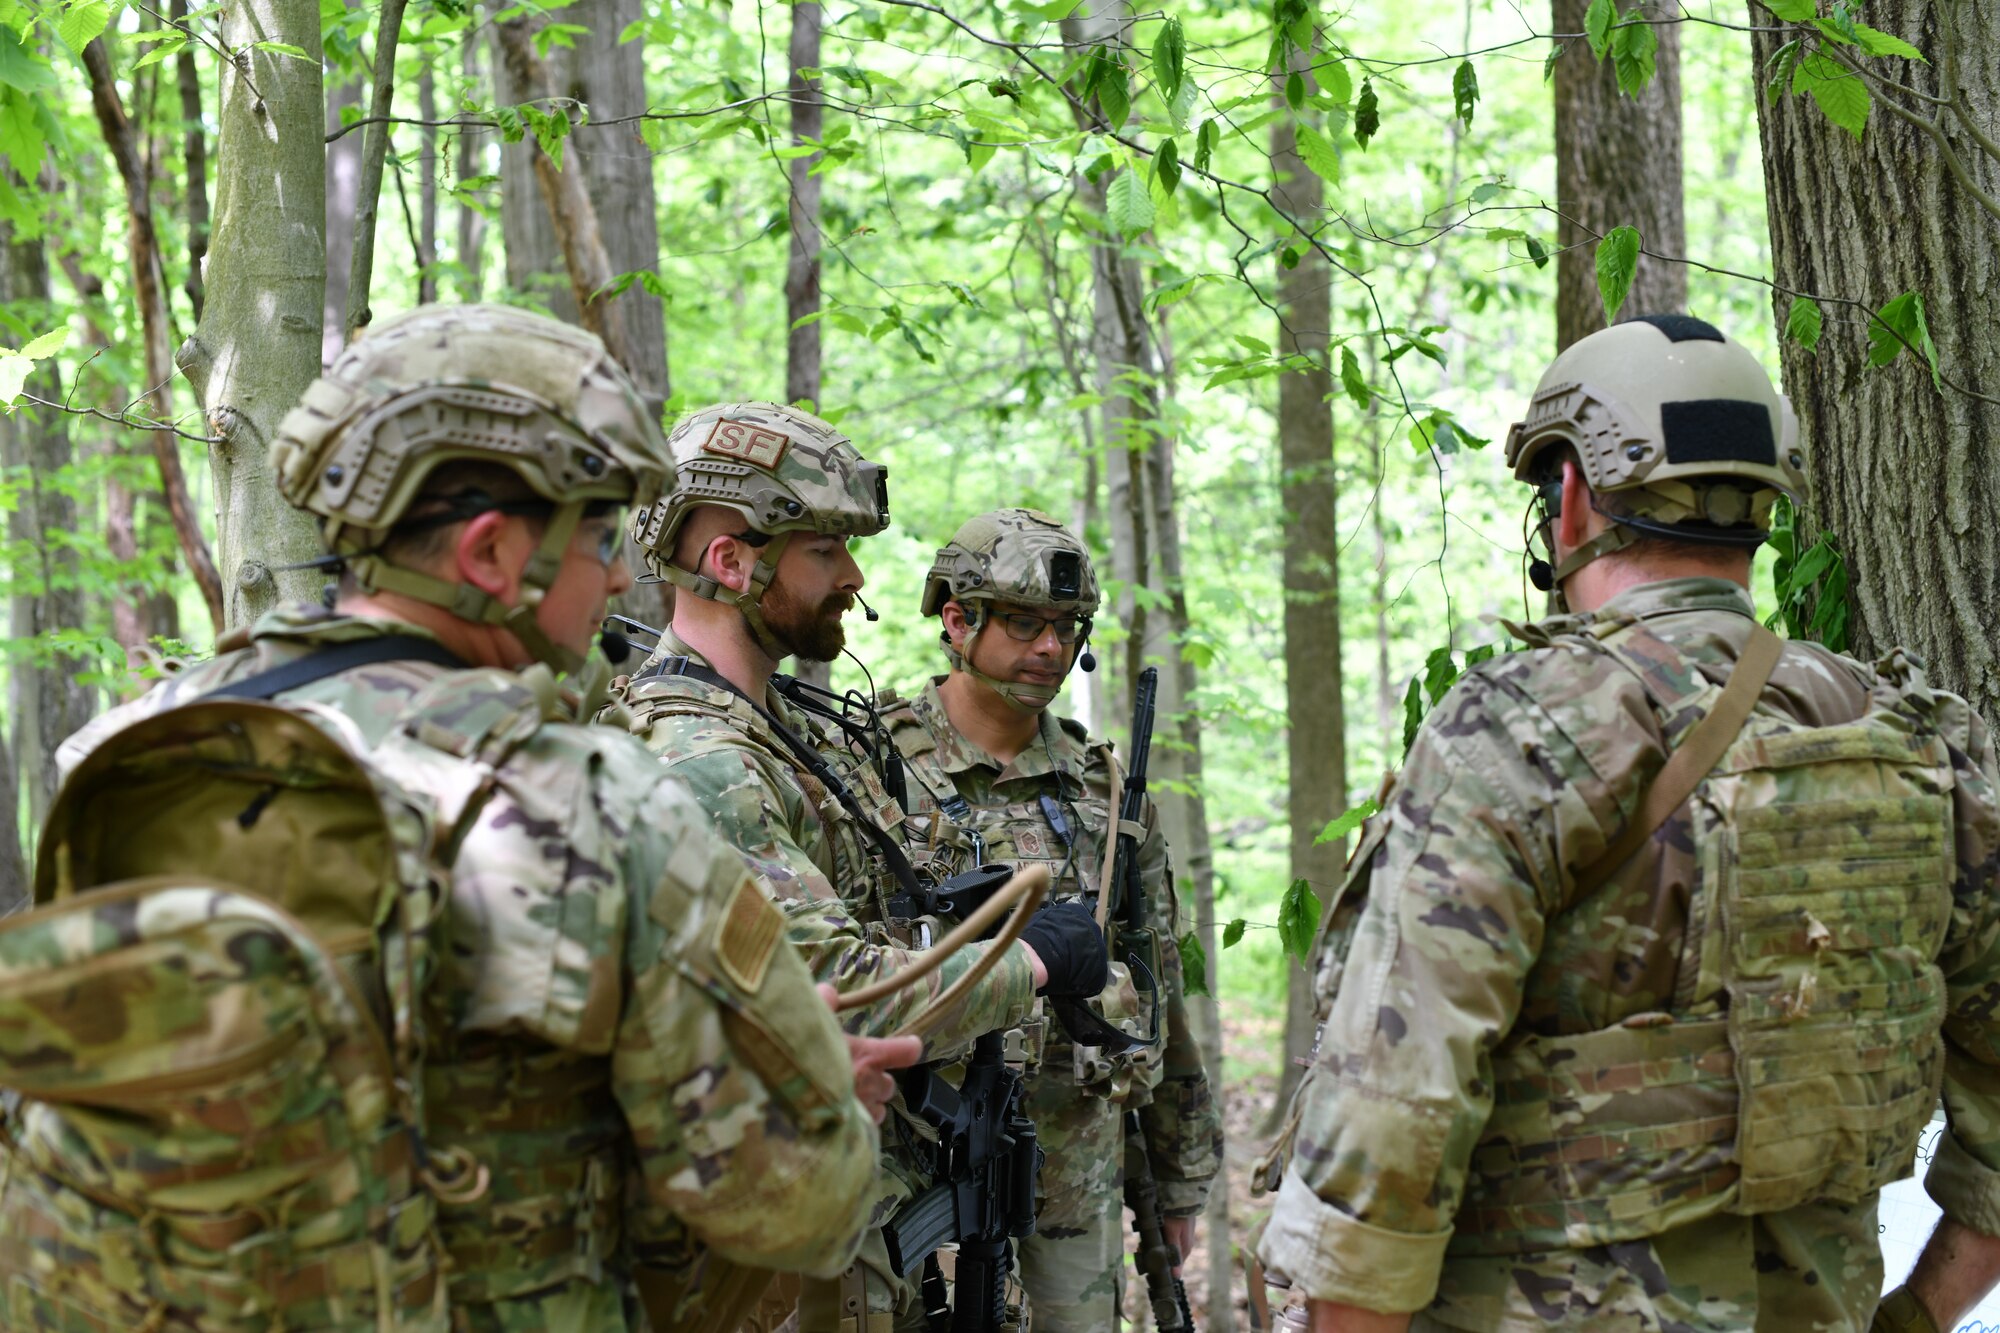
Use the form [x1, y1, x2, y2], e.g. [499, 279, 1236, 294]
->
[878, 508, 1223, 1330]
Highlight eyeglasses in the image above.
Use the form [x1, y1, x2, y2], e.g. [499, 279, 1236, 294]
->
[994, 611, 1089, 644]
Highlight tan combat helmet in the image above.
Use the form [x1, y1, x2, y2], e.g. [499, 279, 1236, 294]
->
[271, 304, 672, 674]
[921, 508, 1100, 711]
[630, 401, 889, 658]
[1505, 314, 1805, 591]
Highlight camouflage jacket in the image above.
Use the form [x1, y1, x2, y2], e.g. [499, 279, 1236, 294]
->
[1257, 578, 2000, 1329]
[613, 628, 1035, 1053]
[880, 678, 1223, 1214]
[53, 607, 881, 1327]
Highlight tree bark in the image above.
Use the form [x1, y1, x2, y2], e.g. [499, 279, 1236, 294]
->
[324, 68, 363, 365]
[1751, 4, 2000, 714]
[1551, 0, 1686, 350]
[1269, 45, 1349, 1149]
[0, 721, 25, 909]
[787, 1, 830, 693]
[418, 63, 439, 305]
[454, 30, 487, 301]
[176, 0, 330, 627]
[1, 225, 93, 826]
[81, 36, 226, 633]
[345, 0, 411, 339]
[170, 0, 208, 321]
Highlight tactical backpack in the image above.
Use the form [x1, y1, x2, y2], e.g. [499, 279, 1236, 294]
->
[0, 696, 486, 1331]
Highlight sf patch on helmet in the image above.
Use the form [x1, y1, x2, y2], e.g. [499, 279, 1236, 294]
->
[702, 417, 791, 471]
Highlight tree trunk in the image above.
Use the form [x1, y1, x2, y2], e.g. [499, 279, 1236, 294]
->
[1551, 0, 1685, 349]
[345, 0, 412, 339]
[787, 1, 830, 693]
[454, 30, 487, 302]
[176, 0, 330, 627]
[418, 64, 439, 305]
[170, 0, 208, 321]
[1751, 4, 2000, 714]
[0, 721, 25, 909]
[81, 36, 225, 633]
[1, 226, 93, 826]
[324, 68, 363, 365]
[1268, 45, 1349, 1149]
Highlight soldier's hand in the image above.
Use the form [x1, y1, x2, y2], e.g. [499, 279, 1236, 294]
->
[1017, 901, 1111, 997]
[1163, 1214, 1195, 1274]
[818, 984, 922, 1123]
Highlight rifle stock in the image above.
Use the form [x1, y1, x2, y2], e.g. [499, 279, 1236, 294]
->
[1124, 1107, 1194, 1333]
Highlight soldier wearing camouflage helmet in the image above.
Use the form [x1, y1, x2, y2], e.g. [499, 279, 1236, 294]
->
[39, 308, 917, 1331]
[1255, 316, 2000, 1333]
[877, 508, 1224, 1329]
[618, 409, 1110, 1331]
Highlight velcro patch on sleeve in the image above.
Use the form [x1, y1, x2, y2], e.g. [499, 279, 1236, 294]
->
[715, 877, 784, 993]
[702, 418, 790, 469]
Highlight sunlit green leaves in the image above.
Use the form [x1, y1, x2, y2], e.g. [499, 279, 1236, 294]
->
[1595, 225, 1642, 324]
[1339, 345, 1368, 409]
[1277, 878, 1321, 967]
[57, 1, 112, 55]
[1452, 60, 1479, 128]
[1760, 0, 1816, 19]
[1792, 51, 1869, 138]
[1177, 930, 1209, 996]
[1085, 46, 1131, 128]
[1584, 0, 1614, 58]
[1313, 798, 1378, 846]
[1782, 294, 1822, 351]
[0, 26, 55, 94]
[1105, 167, 1154, 235]
[1295, 123, 1341, 185]
[0, 326, 67, 410]
[1222, 918, 1247, 949]
[1867, 290, 1939, 389]
[1766, 496, 1850, 652]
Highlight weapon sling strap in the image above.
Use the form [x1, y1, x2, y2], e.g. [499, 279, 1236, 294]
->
[203, 634, 469, 700]
[1573, 621, 1785, 898]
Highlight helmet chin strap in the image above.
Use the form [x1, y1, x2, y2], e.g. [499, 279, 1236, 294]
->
[351, 498, 589, 675]
[946, 609, 1066, 712]
[659, 530, 797, 661]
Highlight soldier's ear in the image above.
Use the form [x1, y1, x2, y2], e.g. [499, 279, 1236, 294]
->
[702, 534, 759, 593]
[455, 510, 529, 600]
[940, 600, 972, 648]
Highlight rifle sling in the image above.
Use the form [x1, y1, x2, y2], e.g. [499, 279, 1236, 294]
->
[203, 635, 469, 700]
[1573, 622, 1784, 897]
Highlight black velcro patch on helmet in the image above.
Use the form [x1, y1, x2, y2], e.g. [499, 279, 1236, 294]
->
[1631, 314, 1725, 343]
[1661, 399, 1776, 466]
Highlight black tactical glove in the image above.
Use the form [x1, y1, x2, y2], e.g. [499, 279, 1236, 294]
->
[1872, 1288, 1941, 1333]
[1017, 901, 1111, 997]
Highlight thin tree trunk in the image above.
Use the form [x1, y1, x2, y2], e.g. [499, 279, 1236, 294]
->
[1551, 0, 1685, 349]
[1751, 3, 2000, 713]
[787, 1, 830, 692]
[0, 721, 25, 908]
[324, 67, 363, 365]
[418, 64, 438, 305]
[345, 0, 410, 339]
[81, 36, 225, 633]
[1268, 42, 1348, 1152]
[492, 15, 636, 371]
[1, 225, 93, 825]
[176, 0, 329, 626]
[171, 0, 208, 321]
[454, 30, 487, 302]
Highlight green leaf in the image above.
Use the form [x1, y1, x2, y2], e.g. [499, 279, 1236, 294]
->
[1610, 20, 1657, 96]
[1526, 234, 1550, 269]
[1153, 136, 1180, 196]
[1294, 123, 1341, 185]
[1177, 930, 1209, 997]
[1764, 38, 1803, 104]
[1222, 918, 1247, 949]
[1095, 51, 1130, 129]
[1277, 878, 1322, 967]
[1595, 225, 1642, 324]
[1761, 0, 1816, 18]
[1470, 180, 1503, 204]
[1584, 0, 1614, 59]
[18, 326, 66, 359]
[1339, 345, 1368, 409]
[1314, 798, 1379, 846]
[1452, 59, 1479, 129]
[1793, 51, 1869, 138]
[1194, 118, 1216, 172]
[58, 1, 111, 55]
[1422, 644, 1459, 703]
[1234, 333, 1271, 355]
[1151, 17, 1184, 105]
[1284, 70, 1304, 110]
[0, 27, 55, 94]
[1400, 673, 1424, 756]
[1169, 71, 1197, 132]
[1867, 290, 1940, 389]
[1782, 294, 1822, 351]
[1353, 79, 1378, 149]
[1851, 23, 1924, 60]
[1104, 168, 1154, 235]
[1318, 59, 1352, 106]
[251, 41, 313, 60]
[0, 353, 32, 407]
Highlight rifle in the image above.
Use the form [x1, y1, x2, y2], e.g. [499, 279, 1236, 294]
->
[881, 1030, 1040, 1333]
[1112, 667, 1193, 1333]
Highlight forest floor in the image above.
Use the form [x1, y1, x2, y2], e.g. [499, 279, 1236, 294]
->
[1121, 1009, 1288, 1332]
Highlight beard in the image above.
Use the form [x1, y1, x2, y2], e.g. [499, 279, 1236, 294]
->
[761, 580, 851, 662]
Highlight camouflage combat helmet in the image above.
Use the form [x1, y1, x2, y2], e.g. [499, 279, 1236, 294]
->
[922, 508, 1099, 711]
[1505, 314, 1804, 592]
[271, 303, 672, 674]
[630, 401, 889, 658]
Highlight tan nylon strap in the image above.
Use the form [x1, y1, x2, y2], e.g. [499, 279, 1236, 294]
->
[1574, 623, 1784, 897]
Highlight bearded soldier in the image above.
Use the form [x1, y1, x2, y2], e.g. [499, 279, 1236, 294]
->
[1255, 315, 2000, 1333]
[22, 308, 915, 1331]
[878, 508, 1224, 1329]
[618, 404, 1110, 1332]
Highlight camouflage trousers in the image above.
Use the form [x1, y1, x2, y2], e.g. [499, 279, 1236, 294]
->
[799, 1139, 932, 1333]
[1417, 1200, 1885, 1332]
[1016, 1073, 1124, 1332]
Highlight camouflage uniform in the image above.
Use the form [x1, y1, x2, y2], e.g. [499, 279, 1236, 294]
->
[39, 607, 883, 1330]
[1256, 577, 2000, 1331]
[882, 678, 1223, 1329]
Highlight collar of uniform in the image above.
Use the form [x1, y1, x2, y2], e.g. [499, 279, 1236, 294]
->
[642, 624, 820, 737]
[249, 603, 450, 648]
[913, 676, 1085, 787]
[1592, 576, 1757, 628]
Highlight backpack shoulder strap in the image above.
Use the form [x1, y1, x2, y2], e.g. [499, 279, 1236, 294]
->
[1574, 622, 1785, 897]
[204, 634, 468, 700]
